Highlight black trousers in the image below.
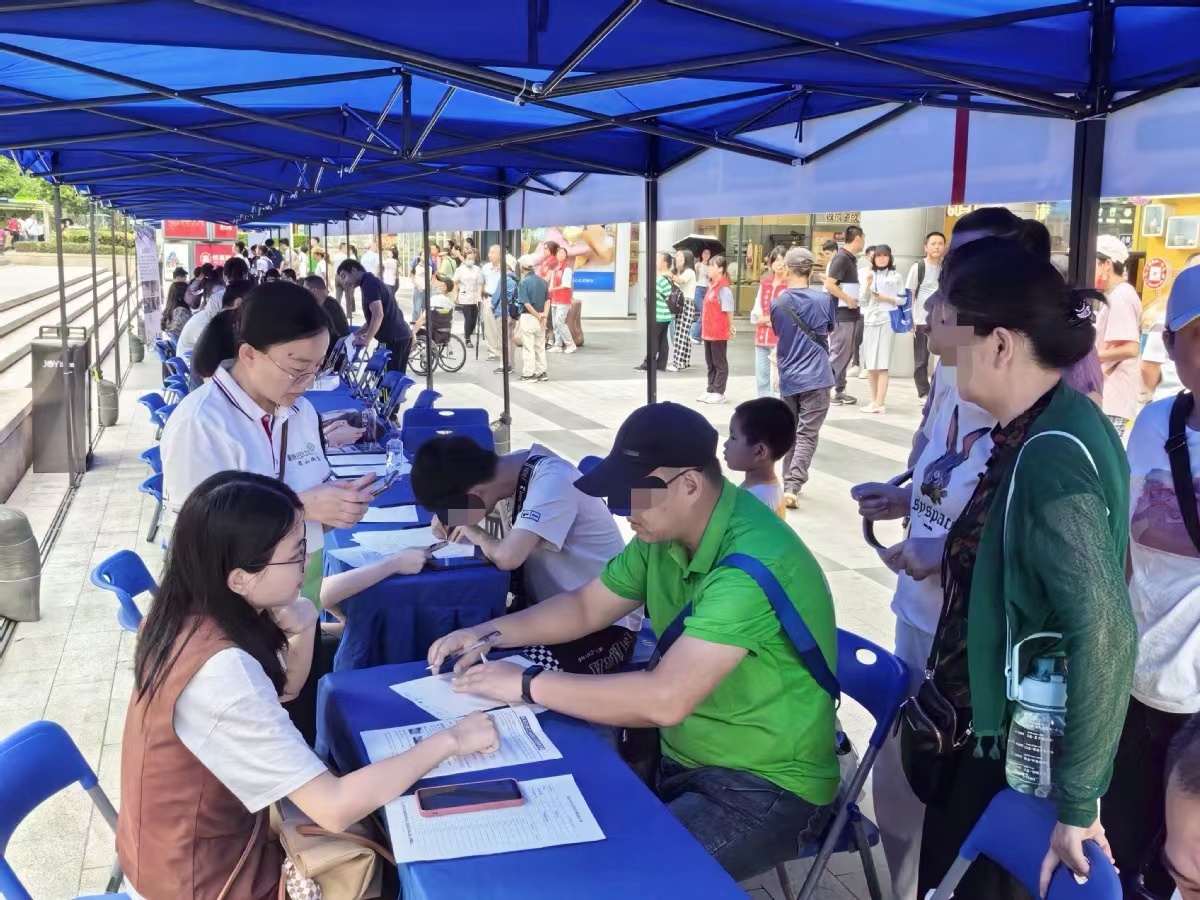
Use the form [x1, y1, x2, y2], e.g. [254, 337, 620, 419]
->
[705, 340, 729, 394]
[282, 628, 339, 748]
[1102, 696, 1191, 899]
[384, 336, 412, 376]
[458, 304, 479, 344]
[643, 320, 671, 370]
[918, 746, 1032, 899]
[850, 311, 865, 368]
[913, 325, 932, 398]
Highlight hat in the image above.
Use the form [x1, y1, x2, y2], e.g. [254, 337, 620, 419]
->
[517, 253, 538, 269]
[1096, 234, 1130, 266]
[1167, 265, 1200, 333]
[574, 403, 718, 501]
[785, 247, 814, 267]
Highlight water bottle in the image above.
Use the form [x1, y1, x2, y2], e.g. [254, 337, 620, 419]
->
[386, 437, 405, 476]
[360, 407, 377, 441]
[1005, 649, 1067, 799]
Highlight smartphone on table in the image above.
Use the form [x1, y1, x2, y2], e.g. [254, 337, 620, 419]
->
[414, 778, 524, 817]
[367, 469, 400, 496]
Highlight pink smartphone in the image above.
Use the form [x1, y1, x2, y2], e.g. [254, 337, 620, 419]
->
[415, 778, 524, 817]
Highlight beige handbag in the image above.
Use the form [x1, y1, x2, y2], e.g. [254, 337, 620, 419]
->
[273, 799, 394, 900]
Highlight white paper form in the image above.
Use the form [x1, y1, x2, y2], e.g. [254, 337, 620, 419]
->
[330, 453, 388, 467]
[360, 505, 420, 525]
[361, 706, 561, 779]
[327, 541, 474, 569]
[333, 463, 411, 478]
[391, 657, 541, 719]
[383, 775, 604, 863]
[351, 527, 476, 559]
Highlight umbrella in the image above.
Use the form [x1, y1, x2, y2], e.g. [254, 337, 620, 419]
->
[673, 234, 725, 257]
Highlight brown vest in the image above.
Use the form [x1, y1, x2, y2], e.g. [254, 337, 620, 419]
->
[118, 619, 283, 899]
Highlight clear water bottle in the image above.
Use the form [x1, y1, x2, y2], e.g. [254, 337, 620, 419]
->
[386, 437, 405, 476]
[1005, 654, 1067, 799]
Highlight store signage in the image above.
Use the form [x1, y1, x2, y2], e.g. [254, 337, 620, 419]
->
[822, 211, 860, 224]
[162, 219, 208, 239]
[1144, 257, 1170, 290]
[1098, 202, 1135, 229]
[194, 243, 236, 267]
[212, 223, 238, 239]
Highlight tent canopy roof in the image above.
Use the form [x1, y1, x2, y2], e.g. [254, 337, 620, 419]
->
[2, 0, 1196, 222]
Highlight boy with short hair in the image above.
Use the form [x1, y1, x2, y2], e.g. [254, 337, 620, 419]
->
[723, 397, 796, 518]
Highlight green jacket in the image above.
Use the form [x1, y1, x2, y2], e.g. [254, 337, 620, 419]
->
[967, 382, 1135, 827]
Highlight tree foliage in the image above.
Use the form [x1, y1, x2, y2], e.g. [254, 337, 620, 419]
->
[0, 157, 94, 221]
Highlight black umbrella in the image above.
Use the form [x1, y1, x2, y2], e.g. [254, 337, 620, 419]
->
[673, 234, 725, 258]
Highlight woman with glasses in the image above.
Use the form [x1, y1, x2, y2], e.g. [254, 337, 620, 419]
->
[118, 472, 500, 900]
[161, 282, 375, 606]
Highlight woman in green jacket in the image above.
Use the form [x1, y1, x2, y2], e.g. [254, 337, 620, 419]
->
[917, 237, 1137, 899]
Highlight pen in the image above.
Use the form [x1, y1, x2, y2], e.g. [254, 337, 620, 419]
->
[429, 630, 502, 673]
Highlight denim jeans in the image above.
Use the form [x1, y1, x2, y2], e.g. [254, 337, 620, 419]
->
[754, 344, 777, 398]
[655, 756, 831, 882]
[690, 285, 704, 341]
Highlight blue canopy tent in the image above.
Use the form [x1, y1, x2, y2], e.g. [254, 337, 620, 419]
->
[3, 0, 1199, 416]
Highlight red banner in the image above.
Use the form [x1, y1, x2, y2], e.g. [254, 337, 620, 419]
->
[212, 223, 238, 240]
[163, 219, 209, 239]
[194, 243, 236, 268]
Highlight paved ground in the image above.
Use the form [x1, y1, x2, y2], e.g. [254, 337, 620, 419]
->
[0, 307, 921, 899]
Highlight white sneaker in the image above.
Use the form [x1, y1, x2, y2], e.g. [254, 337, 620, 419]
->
[563, 346, 577, 354]
[666, 365, 680, 373]
[704, 394, 727, 404]
[848, 365, 862, 378]
[857, 369, 869, 379]
[696, 392, 714, 403]
[548, 346, 563, 353]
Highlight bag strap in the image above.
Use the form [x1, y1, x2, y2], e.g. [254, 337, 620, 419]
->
[779, 296, 829, 352]
[510, 454, 546, 526]
[293, 824, 397, 866]
[917, 260, 926, 291]
[277, 419, 290, 483]
[217, 809, 264, 900]
[1167, 392, 1200, 554]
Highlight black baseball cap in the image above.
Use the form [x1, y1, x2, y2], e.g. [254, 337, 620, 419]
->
[574, 403, 719, 501]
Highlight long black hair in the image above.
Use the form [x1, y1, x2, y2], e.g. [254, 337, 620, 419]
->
[676, 248, 695, 273]
[939, 236, 1101, 370]
[163, 281, 189, 318]
[134, 472, 301, 702]
[239, 280, 330, 351]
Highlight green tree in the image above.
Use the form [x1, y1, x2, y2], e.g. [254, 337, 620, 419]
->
[0, 156, 94, 221]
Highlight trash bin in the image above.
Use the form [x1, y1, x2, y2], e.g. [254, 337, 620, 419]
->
[95, 369, 119, 427]
[32, 326, 92, 475]
[0, 507, 40, 622]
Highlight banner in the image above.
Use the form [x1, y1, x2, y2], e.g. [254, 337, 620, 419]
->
[519, 225, 617, 292]
[194, 243, 236, 268]
[163, 219, 208, 239]
[162, 242, 190, 275]
[136, 224, 160, 286]
[212, 223, 238, 240]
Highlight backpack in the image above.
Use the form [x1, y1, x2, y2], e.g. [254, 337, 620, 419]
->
[666, 284, 685, 318]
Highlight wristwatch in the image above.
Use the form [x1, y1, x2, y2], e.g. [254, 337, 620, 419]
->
[521, 665, 545, 705]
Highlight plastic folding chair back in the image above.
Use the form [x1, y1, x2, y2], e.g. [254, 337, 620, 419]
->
[151, 403, 177, 430]
[402, 406, 489, 431]
[166, 356, 190, 378]
[788, 630, 909, 900]
[151, 340, 171, 364]
[163, 374, 189, 404]
[356, 347, 392, 399]
[163, 331, 178, 351]
[401, 422, 495, 461]
[136, 469, 165, 544]
[90, 548, 154, 632]
[412, 388, 441, 409]
[137, 393, 165, 421]
[0, 721, 126, 900]
[929, 789, 1121, 900]
[378, 373, 416, 421]
[138, 446, 161, 474]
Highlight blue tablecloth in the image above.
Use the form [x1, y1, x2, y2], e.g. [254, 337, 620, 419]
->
[306, 380, 363, 415]
[316, 662, 747, 900]
[324, 504, 508, 671]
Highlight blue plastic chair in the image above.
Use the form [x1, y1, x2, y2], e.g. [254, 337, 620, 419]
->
[162, 331, 178, 351]
[137, 393, 167, 438]
[138, 446, 161, 475]
[90, 549, 154, 632]
[151, 340, 171, 365]
[930, 789, 1121, 899]
[378, 372, 416, 422]
[163, 374, 189, 404]
[165, 356, 190, 379]
[402, 406, 489, 430]
[0, 721, 128, 900]
[137, 473, 164, 545]
[151, 402, 177, 433]
[355, 347, 392, 401]
[401, 422, 495, 461]
[785, 630, 910, 900]
[412, 388, 441, 409]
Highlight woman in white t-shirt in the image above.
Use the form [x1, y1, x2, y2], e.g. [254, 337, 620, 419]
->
[861, 244, 904, 413]
[383, 246, 399, 291]
[452, 247, 485, 348]
[119, 473, 499, 900]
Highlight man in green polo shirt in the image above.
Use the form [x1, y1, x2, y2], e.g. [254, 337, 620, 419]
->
[430, 402, 838, 881]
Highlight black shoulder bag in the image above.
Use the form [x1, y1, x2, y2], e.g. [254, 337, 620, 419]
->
[1167, 392, 1200, 553]
[506, 454, 546, 611]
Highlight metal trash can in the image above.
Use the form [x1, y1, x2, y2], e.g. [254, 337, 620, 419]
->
[32, 326, 92, 475]
[96, 370, 119, 427]
[0, 507, 40, 622]
[491, 417, 511, 456]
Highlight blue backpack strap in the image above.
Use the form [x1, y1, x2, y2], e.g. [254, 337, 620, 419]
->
[718, 553, 840, 702]
[646, 602, 692, 671]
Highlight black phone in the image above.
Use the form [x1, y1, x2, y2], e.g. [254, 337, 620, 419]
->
[415, 778, 524, 817]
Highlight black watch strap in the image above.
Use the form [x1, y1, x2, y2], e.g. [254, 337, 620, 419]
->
[521, 665, 545, 704]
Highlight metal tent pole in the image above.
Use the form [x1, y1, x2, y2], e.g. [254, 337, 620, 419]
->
[53, 184, 78, 479]
[111, 213, 121, 382]
[89, 201, 100, 368]
[644, 176, 658, 405]
[124, 216, 132, 337]
[374, 212, 383, 278]
[344, 214, 352, 320]
[323, 222, 329, 282]
[498, 196, 511, 425]
[421, 207, 433, 391]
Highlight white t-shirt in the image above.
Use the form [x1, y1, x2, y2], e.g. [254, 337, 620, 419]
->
[453, 263, 484, 305]
[511, 445, 640, 631]
[176, 307, 212, 358]
[1126, 397, 1200, 713]
[361, 251, 379, 274]
[894, 365, 996, 634]
[1096, 280, 1143, 421]
[905, 259, 941, 327]
[746, 480, 786, 518]
[382, 256, 398, 284]
[161, 364, 333, 548]
[1143, 312, 1181, 404]
[255, 256, 270, 276]
[864, 268, 903, 326]
[204, 283, 227, 318]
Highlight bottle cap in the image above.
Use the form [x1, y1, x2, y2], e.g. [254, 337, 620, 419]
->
[1017, 672, 1067, 711]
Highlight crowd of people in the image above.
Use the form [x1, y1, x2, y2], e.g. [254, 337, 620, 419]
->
[105, 206, 1200, 900]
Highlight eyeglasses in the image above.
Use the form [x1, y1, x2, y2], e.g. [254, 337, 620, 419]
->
[263, 539, 307, 574]
[263, 352, 321, 389]
[628, 468, 702, 512]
